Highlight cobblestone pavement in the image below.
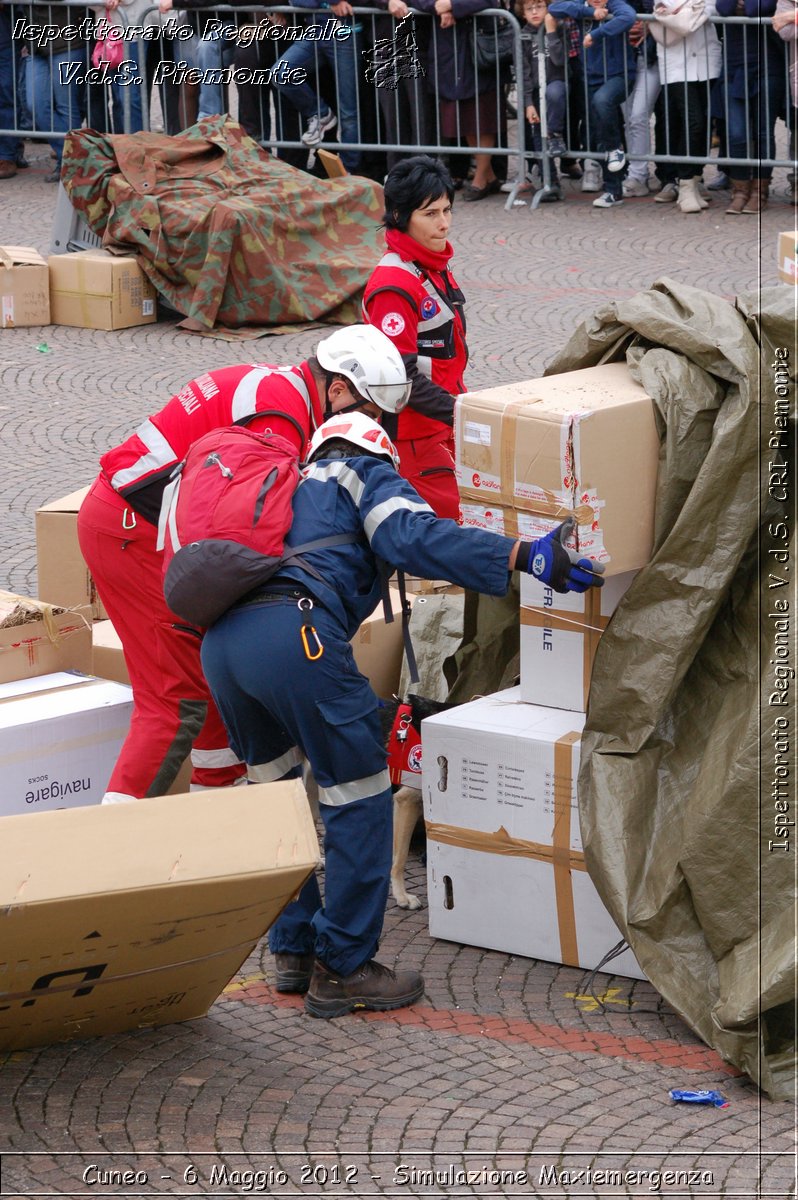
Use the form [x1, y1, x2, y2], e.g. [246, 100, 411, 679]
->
[0, 145, 795, 1199]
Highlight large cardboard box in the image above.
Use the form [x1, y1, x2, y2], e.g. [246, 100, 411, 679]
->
[456, 363, 658, 576]
[0, 783, 318, 1051]
[777, 230, 797, 286]
[35, 486, 107, 620]
[519, 571, 638, 712]
[48, 249, 157, 330]
[422, 689, 645, 979]
[0, 671, 134, 817]
[0, 245, 50, 327]
[0, 592, 92, 684]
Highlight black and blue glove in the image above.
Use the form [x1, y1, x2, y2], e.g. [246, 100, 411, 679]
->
[517, 518, 605, 594]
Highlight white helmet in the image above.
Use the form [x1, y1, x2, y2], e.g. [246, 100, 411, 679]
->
[306, 413, 401, 471]
[315, 325, 411, 415]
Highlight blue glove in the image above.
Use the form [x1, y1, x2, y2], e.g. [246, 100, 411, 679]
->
[518, 518, 605, 594]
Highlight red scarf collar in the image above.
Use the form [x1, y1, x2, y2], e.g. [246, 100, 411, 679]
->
[385, 227, 453, 274]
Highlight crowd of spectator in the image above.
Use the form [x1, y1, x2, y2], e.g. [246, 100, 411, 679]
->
[1, 0, 795, 207]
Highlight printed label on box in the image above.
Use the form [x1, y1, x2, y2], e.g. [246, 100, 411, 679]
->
[463, 421, 492, 446]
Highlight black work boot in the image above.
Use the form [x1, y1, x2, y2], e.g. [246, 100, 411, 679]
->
[273, 952, 315, 994]
[304, 959, 425, 1019]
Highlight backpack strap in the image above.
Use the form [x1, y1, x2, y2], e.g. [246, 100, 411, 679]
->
[395, 569, 419, 686]
[278, 533, 360, 582]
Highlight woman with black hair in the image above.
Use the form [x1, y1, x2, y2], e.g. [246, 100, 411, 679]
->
[362, 154, 466, 521]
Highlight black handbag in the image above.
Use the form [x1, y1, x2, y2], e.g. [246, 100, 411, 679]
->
[474, 15, 516, 70]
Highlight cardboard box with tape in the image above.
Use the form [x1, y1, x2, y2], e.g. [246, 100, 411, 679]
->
[48, 249, 157, 330]
[422, 688, 645, 978]
[0, 670, 134, 818]
[519, 570, 638, 712]
[0, 782, 319, 1052]
[455, 363, 658, 576]
[36, 486, 107, 620]
[777, 231, 797, 286]
[0, 245, 50, 328]
[0, 592, 92, 685]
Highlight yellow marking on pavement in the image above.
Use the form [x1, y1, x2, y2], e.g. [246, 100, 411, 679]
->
[565, 987, 635, 1013]
[223, 972, 268, 994]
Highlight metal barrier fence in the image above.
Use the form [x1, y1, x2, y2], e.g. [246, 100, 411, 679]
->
[1, 2, 795, 211]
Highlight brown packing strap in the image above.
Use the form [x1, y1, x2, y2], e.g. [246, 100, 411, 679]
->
[552, 730, 582, 965]
[520, 592, 608, 704]
[426, 821, 586, 871]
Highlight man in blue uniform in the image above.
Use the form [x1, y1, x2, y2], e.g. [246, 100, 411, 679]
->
[201, 414, 604, 1019]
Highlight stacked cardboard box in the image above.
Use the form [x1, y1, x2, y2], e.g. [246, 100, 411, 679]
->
[419, 364, 660, 976]
[0, 246, 50, 327]
[48, 249, 157, 330]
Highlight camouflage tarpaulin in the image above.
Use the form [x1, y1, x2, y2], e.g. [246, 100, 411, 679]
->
[60, 116, 385, 332]
[545, 278, 796, 1100]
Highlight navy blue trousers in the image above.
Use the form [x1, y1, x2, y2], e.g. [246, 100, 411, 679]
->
[201, 595, 392, 977]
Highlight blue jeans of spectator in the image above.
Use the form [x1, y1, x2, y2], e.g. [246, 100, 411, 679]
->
[111, 44, 146, 133]
[0, 9, 23, 163]
[726, 71, 784, 183]
[274, 26, 361, 171]
[586, 74, 633, 195]
[196, 23, 237, 118]
[525, 81, 566, 179]
[25, 49, 87, 167]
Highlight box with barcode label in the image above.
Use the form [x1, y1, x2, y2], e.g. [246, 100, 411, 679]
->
[48, 250, 157, 330]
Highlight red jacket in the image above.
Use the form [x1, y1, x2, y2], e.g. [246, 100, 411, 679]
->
[363, 248, 468, 442]
[100, 362, 323, 523]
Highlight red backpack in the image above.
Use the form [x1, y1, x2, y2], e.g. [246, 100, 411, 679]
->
[158, 426, 353, 627]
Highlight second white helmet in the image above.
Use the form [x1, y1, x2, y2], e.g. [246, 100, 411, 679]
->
[306, 413, 401, 471]
[315, 324, 411, 415]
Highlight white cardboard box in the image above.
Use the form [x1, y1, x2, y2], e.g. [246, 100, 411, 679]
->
[519, 571, 638, 712]
[422, 688, 644, 979]
[0, 671, 133, 817]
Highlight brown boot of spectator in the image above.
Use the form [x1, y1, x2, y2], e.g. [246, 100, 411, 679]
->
[742, 179, 769, 214]
[725, 179, 751, 214]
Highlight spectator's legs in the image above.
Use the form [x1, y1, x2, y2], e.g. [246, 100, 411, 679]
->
[622, 51, 659, 188]
[25, 49, 86, 171]
[0, 10, 23, 172]
[196, 23, 237, 119]
[322, 33, 361, 171]
[587, 75, 630, 197]
[274, 35, 332, 132]
[110, 43, 145, 133]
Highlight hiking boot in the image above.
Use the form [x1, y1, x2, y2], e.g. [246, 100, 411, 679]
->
[273, 952, 315, 994]
[304, 958, 425, 1019]
[301, 109, 337, 147]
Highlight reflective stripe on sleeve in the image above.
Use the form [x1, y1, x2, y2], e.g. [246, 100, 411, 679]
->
[318, 769, 392, 807]
[231, 366, 312, 424]
[108, 419, 178, 491]
[247, 747, 304, 782]
[363, 495, 433, 543]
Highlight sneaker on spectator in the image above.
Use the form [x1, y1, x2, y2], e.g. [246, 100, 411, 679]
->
[622, 177, 650, 197]
[547, 134, 566, 158]
[302, 109, 338, 147]
[707, 172, 729, 191]
[607, 147, 626, 173]
[592, 191, 624, 208]
[581, 160, 602, 192]
[654, 181, 678, 203]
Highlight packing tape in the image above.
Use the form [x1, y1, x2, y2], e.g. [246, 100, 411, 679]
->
[428, 727, 584, 967]
[520, 593, 608, 703]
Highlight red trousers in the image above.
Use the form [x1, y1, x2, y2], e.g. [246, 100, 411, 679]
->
[77, 475, 245, 800]
[396, 426, 460, 521]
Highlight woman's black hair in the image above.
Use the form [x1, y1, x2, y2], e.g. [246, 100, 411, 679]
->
[382, 156, 455, 231]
